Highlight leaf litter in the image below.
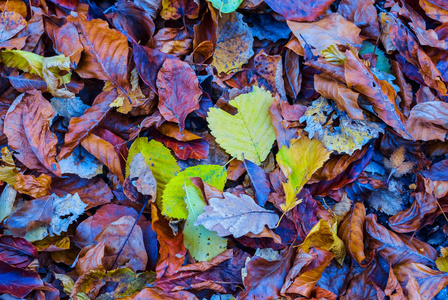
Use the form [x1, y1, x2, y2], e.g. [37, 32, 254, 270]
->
[1, 0, 448, 299]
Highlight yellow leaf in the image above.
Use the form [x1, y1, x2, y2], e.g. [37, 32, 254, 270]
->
[207, 86, 275, 165]
[0, 147, 18, 185]
[298, 218, 346, 265]
[277, 135, 331, 211]
[42, 54, 73, 98]
[0, 49, 43, 77]
[436, 247, 448, 273]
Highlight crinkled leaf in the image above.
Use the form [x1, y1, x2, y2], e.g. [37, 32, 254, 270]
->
[14, 173, 51, 198]
[207, 86, 275, 165]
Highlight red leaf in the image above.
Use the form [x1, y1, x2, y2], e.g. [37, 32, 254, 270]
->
[156, 58, 202, 131]
[0, 235, 38, 268]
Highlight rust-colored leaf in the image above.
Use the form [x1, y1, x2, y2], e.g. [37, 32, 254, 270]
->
[81, 133, 125, 182]
[156, 58, 202, 131]
[59, 89, 118, 159]
[14, 173, 51, 198]
[338, 202, 367, 265]
[407, 101, 448, 141]
[4, 90, 61, 175]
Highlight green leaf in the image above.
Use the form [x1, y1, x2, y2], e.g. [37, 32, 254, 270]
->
[359, 41, 391, 74]
[207, 86, 276, 165]
[162, 165, 226, 219]
[0, 50, 43, 77]
[183, 183, 227, 261]
[208, 0, 243, 13]
[127, 138, 180, 208]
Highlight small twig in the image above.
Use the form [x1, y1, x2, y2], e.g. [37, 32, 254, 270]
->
[111, 195, 150, 269]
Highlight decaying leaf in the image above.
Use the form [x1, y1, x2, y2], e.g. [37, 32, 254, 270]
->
[207, 86, 275, 165]
[212, 11, 254, 74]
[195, 192, 279, 238]
[300, 97, 384, 155]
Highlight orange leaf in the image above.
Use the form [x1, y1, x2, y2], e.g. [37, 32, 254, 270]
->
[14, 173, 51, 198]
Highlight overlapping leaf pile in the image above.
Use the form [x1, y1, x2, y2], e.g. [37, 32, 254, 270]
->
[2, 0, 448, 299]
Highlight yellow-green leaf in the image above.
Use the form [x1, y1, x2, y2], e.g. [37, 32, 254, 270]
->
[42, 54, 73, 98]
[299, 218, 346, 265]
[183, 183, 227, 261]
[207, 86, 275, 165]
[436, 247, 448, 273]
[127, 138, 180, 207]
[162, 165, 226, 219]
[0, 49, 43, 77]
[277, 135, 331, 211]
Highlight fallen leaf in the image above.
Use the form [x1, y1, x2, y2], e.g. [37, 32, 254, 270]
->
[243, 158, 270, 206]
[277, 135, 331, 211]
[14, 173, 51, 198]
[156, 58, 202, 131]
[127, 153, 157, 200]
[183, 182, 227, 261]
[160, 0, 199, 20]
[338, 202, 366, 265]
[4, 90, 61, 175]
[212, 11, 254, 74]
[94, 215, 147, 271]
[0, 260, 43, 298]
[0, 235, 37, 268]
[76, 241, 106, 275]
[288, 13, 362, 56]
[407, 101, 448, 141]
[337, 0, 379, 39]
[265, 0, 334, 21]
[195, 192, 278, 238]
[0, 12, 27, 43]
[207, 86, 275, 165]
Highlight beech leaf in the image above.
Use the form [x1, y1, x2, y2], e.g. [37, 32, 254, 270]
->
[208, 0, 243, 13]
[207, 86, 275, 165]
[195, 192, 279, 238]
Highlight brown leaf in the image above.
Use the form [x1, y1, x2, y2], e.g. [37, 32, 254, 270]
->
[81, 133, 125, 182]
[388, 192, 438, 233]
[14, 173, 51, 198]
[126, 152, 157, 201]
[391, 60, 413, 117]
[338, 202, 367, 265]
[281, 248, 335, 297]
[4, 90, 61, 175]
[105, 0, 155, 45]
[337, 0, 379, 39]
[72, 15, 130, 93]
[45, 19, 83, 65]
[160, 0, 199, 20]
[151, 27, 192, 57]
[407, 101, 448, 141]
[156, 58, 201, 131]
[157, 122, 201, 142]
[250, 50, 286, 99]
[264, 0, 334, 21]
[314, 74, 362, 120]
[344, 49, 410, 139]
[365, 214, 437, 266]
[59, 89, 117, 159]
[76, 241, 106, 275]
[238, 248, 294, 299]
[130, 287, 198, 300]
[74, 204, 139, 248]
[387, 12, 447, 95]
[394, 262, 448, 300]
[284, 48, 302, 99]
[288, 13, 362, 56]
[95, 215, 147, 272]
[419, 0, 448, 23]
[4, 196, 53, 237]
